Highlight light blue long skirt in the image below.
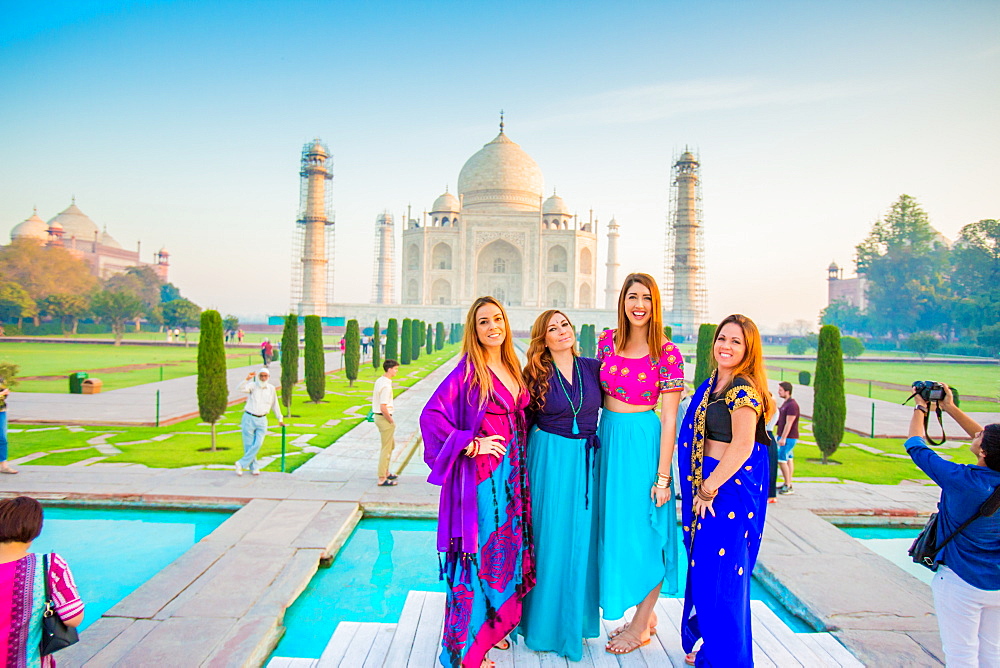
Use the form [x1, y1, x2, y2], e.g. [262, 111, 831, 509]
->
[596, 409, 679, 620]
[518, 426, 599, 660]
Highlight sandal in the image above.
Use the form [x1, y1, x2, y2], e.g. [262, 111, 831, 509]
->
[605, 627, 650, 655]
[377, 479, 397, 486]
[608, 619, 657, 639]
[387, 473, 399, 481]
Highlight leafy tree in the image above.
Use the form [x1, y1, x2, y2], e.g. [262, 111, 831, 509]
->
[345, 319, 360, 387]
[787, 338, 809, 355]
[0, 281, 38, 326]
[820, 300, 868, 335]
[950, 219, 1000, 332]
[91, 289, 144, 345]
[304, 315, 325, 401]
[906, 332, 941, 360]
[160, 282, 182, 303]
[196, 310, 228, 451]
[386, 318, 399, 362]
[426, 323, 433, 354]
[223, 315, 240, 339]
[976, 324, 1000, 357]
[280, 314, 299, 414]
[0, 238, 97, 300]
[162, 298, 202, 332]
[0, 362, 19, 389]
[694, 323, 715, 387]
[841, 336, 865, 359]
[400, 318, 412, 365]
[41, 293, 90, 334]
[435, 322, 445, 351]
[372, 319, 382, 368]
[813, 325, 846, 464]
[856, 195, 952, 338]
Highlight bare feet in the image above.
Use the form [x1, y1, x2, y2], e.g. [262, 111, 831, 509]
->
[0, 465, 16, 474]
[605, 626, 650, 654]
[685, 650, 698, 665]
[494, 637, 510, 650]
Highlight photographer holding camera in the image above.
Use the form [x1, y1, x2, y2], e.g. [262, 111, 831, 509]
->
[906, 382, 1000, 667]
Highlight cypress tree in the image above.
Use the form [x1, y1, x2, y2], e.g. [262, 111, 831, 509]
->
[372, 319, 382, 369]
[401, 318, 411, 365]
[814, 324, 846, 464]
[386, 318, 398, 362]
[304, 315, 325, 402]
[426, 323, 434, 354]
[280, 314, 299, 415]
[196, 310, 228, 452]
[345, 319, 360, 386]
[412, 319, 421, 361]
[664, 325, 673, 341]
[435, 322, 445, 350]
[695, 323, 716, 387]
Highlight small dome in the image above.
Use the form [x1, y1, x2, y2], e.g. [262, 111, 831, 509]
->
[306, 139, 328, 157]
[11, 211, 49, 241]
[677, 151, 698, 165]
[828, 261, 839, 271]
[431, 191, 460, 213]
[48, 202, 99, 239]
[159, 246, 169, 255]
[99, 229, 121, 249]
[48, 220, 63, 231]
[542, 193, 570, 215]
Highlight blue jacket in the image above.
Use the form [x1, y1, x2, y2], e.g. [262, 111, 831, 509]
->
[906, 436, 1000, 590]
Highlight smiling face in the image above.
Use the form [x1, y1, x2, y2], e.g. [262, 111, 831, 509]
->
[714, 322, 747, 372]
[544, 312, 575, 353]
[475, 302, 506, 349]
[624, 281, 653, 328]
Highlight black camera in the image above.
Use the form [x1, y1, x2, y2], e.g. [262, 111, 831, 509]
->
[913, 380, 945, 402]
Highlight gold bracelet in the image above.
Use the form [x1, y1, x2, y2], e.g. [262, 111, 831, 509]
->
[697, 485, 718, 501]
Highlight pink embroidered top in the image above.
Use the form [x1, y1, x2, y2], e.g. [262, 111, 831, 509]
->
[597, 328, 684, 406]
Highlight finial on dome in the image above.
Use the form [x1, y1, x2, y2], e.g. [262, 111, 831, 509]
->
[499, 109, 504, 134]
[71, 195, 76, 204]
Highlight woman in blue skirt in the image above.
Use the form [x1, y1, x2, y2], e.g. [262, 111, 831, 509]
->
[517, 309, 602, 660]
[597, 273, 684, 655]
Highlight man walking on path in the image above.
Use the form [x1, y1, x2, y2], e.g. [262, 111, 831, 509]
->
[777, 381, 800, 494]
[372, 360, 399, 486]
[261, 338, 273, 366]
[236, 368, 284, 476]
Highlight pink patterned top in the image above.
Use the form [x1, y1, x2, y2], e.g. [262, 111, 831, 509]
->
[597, 328, 685, 406]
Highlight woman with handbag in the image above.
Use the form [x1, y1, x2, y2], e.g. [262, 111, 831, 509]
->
[906, 384, 1000, 668]
[0, 496, 84, 667]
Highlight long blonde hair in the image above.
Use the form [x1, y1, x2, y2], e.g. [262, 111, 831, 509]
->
[614, 272, 665, 361]
[462, 296, 524, 405]
[712, 313, 774, 419]
[523, 309, 577, 413]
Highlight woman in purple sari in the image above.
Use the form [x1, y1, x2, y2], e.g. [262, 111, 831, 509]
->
[421, 296, 535, 668]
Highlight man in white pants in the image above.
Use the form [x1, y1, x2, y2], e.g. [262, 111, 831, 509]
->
[236, 368, 284, 476]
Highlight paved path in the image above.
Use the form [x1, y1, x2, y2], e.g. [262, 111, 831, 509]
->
[7, 353, 343, 426]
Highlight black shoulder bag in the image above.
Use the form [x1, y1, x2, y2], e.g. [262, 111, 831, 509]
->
[909, 485, 1000, 571]
[39, 553, 79, 656]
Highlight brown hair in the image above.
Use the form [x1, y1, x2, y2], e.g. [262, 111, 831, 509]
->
[462, 296, 524, 406]
[0, 496, 44, 543]
[614, 273, 665, 361]
[712, 314, 774, 420]
[778, 381, 793, 394]
[523, 310, 577, 413]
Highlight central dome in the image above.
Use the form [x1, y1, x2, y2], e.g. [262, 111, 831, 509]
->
[457, 131, 544, 211]
[48, 202, 99, 240]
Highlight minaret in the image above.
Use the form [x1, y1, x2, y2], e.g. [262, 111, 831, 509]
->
[296, 139, 334, 315]
[371, 211, 395, 304]
[665, 150, 706, 337]
[604, 217, 620, 310]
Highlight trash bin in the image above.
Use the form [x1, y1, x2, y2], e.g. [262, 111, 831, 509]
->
[69, 372, 88, 394]
[81, 378, 103, 394]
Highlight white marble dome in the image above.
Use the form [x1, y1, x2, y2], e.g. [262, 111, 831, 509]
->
[542, 193, 570, 215]
[457, 131, 543, 211]
[48, 202, 99, 240]
[10, 210, 49, 241]
[99, 229, 121, 249]
[431, 191, 460, 213]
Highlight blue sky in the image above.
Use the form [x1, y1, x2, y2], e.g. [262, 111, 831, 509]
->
[2, 0, 998, 328]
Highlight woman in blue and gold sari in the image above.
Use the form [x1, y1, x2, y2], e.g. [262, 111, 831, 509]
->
[677, 314, 773, 666]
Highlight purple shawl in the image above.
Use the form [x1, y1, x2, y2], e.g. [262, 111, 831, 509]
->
[421, 356, 487, 557]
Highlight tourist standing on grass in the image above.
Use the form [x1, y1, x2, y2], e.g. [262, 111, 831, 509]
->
[906, 384, 1000, 667]
[0, 496, 85, 666]
[776, 381, 799, 495]
[373, 360, 400, 487]
[517, 310, 601, 660]
[678, 314, 772, 666]
[597, 273, 684, 656]
[420, 296, 535, 668]
[0, 378, 15, 474]
[235, 368, 284, 476]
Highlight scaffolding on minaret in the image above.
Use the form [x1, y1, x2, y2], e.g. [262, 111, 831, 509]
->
[663, 149, 707, 338]
[290, 139, 334, 315]
[370, 211, 396, 304]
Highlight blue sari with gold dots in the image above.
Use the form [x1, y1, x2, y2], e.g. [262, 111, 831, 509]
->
[677, 372, 769, 666]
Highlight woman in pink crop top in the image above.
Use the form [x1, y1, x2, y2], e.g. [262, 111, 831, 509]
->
[596, 273, 684, 655]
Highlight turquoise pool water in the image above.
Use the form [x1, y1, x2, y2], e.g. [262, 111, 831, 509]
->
[32, 506, 231, 630]
[840, 525, 929, 584]
[274, 518, 812, 659]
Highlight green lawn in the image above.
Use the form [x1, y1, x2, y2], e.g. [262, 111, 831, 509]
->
[7, 344, 459, 472]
